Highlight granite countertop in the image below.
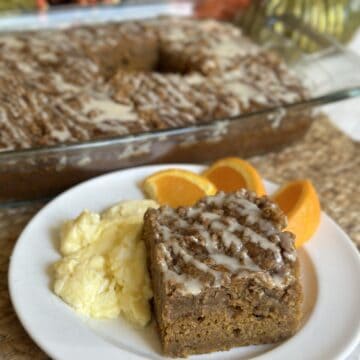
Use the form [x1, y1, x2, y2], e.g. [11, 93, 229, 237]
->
[0, 115, 359, 359]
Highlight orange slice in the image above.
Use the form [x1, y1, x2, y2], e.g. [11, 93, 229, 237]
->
[272, 179, 321, 248]
[202, 157, 266, 195]
[142, 169, 217, 207]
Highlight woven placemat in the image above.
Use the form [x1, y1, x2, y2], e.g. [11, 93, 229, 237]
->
[250, 114, 360, 247]
[0, 115, 358, 359]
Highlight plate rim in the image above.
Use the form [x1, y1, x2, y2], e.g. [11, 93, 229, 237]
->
[8, 163, 360, 360]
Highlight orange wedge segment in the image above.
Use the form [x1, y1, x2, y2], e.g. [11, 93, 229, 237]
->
[203, 157, 266, 195]
[142, 169, 217, 207]
[272, 179, 321, 248]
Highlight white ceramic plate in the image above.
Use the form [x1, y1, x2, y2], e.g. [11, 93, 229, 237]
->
[9, 164, 360, 360]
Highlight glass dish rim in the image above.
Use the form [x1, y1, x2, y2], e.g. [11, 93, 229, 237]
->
[1, 90, 359, 160]
[0, 5, 359, 160]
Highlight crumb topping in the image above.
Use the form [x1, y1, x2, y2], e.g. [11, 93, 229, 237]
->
[0, 18, 308, 151]
[149, 189, 297, 295]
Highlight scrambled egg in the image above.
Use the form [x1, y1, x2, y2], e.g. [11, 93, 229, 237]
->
[53, 200, 158, 327]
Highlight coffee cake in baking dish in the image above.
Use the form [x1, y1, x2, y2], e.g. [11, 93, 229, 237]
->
[0, 17, 308, 151]
[143, 189, 302, 357]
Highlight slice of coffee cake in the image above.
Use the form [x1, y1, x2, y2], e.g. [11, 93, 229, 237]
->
[143, 189, 302, 357]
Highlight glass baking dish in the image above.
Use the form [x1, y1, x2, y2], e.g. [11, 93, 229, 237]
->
[1, 1, 360, 205]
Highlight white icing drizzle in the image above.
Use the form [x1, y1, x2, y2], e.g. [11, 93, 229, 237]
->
[241, 252, 262, 272]
[284, 251, 297, 262]
[200, 212, 221, 222]
[222, 231, 244, 251]
[211, 216, 278, 257]
[171, 241, 222, 285]
[157, 192, 296, 295]
[186, 208, 201, 218]
[224, 82, 263, 108]
[243, 227, 282, 264]
[159, 244, 203, 295]
[51, 73, 80, 93]
[205, 192, 226, 207]
[16, 62, 35, 74]
[210, 253, 242, 272]
[51, 129, 73, 142]
[193, 224, 215, 251]
[159, 224, 172, 242]
[116, 142, 151, 160]
[230, 198, 277, 236]
[213, 39, 258, 59]
[82, 98, 137, 123]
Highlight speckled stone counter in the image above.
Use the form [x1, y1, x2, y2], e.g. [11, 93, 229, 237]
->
[0, 115, 358, 359]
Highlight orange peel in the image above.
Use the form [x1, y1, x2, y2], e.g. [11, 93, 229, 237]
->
[142, 169, 217, 207]
[272, 179, 321, 247]
[203, 157, 266, 195]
